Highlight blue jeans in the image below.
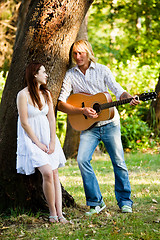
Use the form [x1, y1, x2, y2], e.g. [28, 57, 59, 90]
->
[77, 119, 133, 209]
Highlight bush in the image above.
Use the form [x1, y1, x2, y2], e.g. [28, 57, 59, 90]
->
[120, 115, 153, 150]
[119, 101, 159, 151]
[99, 115, 156, 152]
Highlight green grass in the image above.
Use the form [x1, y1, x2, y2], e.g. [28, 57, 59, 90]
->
[0, 152, 160, 239]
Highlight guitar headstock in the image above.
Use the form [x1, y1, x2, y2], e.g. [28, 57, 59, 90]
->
[139, 92, 157, 102]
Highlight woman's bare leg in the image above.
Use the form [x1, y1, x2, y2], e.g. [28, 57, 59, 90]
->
[53, 169, 68, 224]
[38, 165, 57, 222]
[52, 169, 62, 217]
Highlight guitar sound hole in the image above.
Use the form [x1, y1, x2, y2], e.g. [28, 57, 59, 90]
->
[93, 103, 101, 113]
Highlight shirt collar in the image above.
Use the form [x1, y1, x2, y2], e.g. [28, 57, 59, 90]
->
[89, 61, 96, 69]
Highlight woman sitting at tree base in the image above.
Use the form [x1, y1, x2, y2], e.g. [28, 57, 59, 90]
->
[16, 62, 68, 224]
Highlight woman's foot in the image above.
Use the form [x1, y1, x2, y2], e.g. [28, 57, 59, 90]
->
[49, 215, 58, 223]
[58, 216, 68, 224]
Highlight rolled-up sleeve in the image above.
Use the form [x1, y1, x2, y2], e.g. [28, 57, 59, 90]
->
[58, 73, 72, 103]
[104, 67, 125, 100]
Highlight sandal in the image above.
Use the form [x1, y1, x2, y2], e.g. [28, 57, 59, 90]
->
[49, 215, 58, 223]
[58, 216, 68, 224]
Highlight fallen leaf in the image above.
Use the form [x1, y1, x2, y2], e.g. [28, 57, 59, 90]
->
[152, 199, 158, 204]
[124, 233, 133, 236]
[44, 223, 49, 228]
[18, 230, 25, 238]
[88, 224, 95, 228]
[153, 217, 160, 223]
[1, 226, 9, 230]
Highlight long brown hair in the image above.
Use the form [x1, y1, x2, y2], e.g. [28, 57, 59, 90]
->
[25, 62, 50, 109]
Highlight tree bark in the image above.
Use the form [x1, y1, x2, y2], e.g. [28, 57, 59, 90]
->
[0, 0, 93, 212]
[63, 119, 80, 159]
[147, 75, 160, 136]
[15, 0, 31, 46]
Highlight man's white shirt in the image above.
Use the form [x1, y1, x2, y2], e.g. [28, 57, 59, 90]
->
[58, 62, 125, 126]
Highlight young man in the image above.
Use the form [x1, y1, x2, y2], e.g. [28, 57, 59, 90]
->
[58, 40, 139, 215]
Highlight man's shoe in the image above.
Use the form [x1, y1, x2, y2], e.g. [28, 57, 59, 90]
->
[85, 202, 106, 216]
[121, 205, 132, 213]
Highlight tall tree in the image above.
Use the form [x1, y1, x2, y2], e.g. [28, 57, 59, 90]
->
[0, 0, 93, 212]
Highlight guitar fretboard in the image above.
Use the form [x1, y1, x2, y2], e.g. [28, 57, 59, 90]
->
[101, 97, 134, 110]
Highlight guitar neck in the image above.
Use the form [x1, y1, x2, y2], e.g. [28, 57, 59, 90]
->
[101, 97, 133, 110]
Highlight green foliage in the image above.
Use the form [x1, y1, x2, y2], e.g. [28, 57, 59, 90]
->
[113, 57, 159, 95]
[113, 59, 159, 150]
[88, 0, 160, 67]
[88, 0, 160, 152]
[96, 58, 159, 151]
[120, 114, 153, 150]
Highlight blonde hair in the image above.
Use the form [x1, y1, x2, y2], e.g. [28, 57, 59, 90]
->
[72, 40, 96, 63]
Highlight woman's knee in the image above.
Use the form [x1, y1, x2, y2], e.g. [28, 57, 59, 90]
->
[39, 165, 53, 182]
[43, 171, 53, 182]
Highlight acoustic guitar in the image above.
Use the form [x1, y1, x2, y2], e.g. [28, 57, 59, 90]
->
[66, 92, 157, 131]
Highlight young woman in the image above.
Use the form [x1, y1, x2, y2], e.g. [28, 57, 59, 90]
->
[16, 62, 68, 224]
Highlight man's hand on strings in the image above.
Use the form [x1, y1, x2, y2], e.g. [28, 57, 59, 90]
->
[82, 107, 98, 118]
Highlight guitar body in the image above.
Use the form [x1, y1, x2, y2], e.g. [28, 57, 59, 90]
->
[67, 92, 114, 131]
[66, 91, 157, 131]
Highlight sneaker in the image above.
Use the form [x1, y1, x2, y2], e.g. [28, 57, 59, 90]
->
[85, 202, 106, 216]
[121, 205, 132, 213]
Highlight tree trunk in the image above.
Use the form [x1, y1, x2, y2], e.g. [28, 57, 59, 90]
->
[0, 0, 93, 212]
[147, 75, 160, 136]
[63, 15, 88, 159]
[63, 119, 80, 159]
[15, 0, 31, 46]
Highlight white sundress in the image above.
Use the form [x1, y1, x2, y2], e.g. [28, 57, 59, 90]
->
[16, 96, 66, 175]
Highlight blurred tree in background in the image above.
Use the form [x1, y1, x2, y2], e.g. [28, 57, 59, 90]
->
[0, 0, 21, 74]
